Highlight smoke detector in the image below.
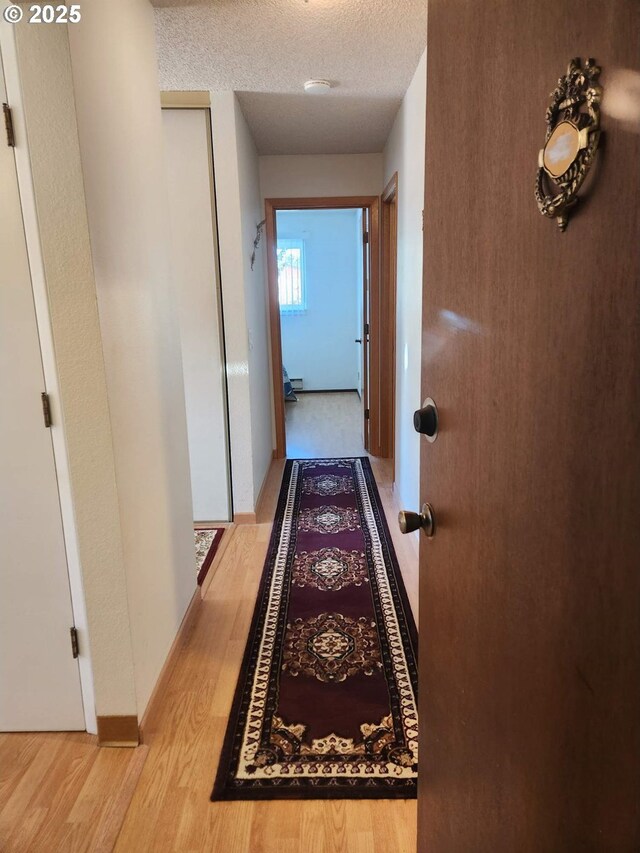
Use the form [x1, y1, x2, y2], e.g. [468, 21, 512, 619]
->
[304, 79, 331, 94]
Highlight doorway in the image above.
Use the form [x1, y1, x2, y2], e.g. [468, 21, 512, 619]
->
[275, 207, 364, 457]
[266, 195, 397, 461]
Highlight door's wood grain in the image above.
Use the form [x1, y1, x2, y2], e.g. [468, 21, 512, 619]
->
[418, 1, 640, 850]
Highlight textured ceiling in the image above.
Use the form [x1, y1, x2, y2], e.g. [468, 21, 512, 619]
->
[152, 0, 427, 155]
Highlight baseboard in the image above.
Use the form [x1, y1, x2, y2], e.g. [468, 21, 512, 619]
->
[97, 715, 139, 747]
[138, 588, 202, 743]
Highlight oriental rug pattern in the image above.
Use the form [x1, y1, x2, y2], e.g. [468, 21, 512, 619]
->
[212, 458, 418, 800]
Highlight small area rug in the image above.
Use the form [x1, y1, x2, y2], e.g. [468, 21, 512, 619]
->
[212, 457, 418, 800]
[195, 527, 225, 586]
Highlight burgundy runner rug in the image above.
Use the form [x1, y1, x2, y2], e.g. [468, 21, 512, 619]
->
[212, 457, 418, 800]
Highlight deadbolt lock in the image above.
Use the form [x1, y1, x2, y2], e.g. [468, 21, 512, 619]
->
[413, 397, 438, 442]
[398, 503, 436, 538]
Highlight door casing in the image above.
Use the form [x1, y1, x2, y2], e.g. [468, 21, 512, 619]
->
[380, 173, 399, 468]
[265, 195, 389, 458]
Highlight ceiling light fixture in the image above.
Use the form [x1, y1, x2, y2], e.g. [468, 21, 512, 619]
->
[304, 79, 331, 95]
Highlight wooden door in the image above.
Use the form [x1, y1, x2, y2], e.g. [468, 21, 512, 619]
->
[418, 0, 640, 848]
[0, 66, 85, 731]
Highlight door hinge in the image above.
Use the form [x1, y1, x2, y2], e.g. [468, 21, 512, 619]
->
[363, 231, 369, 244]
[364, 408, 370, 420]
[3, 103, 15, 148]
[70, 627, 79, 659]
[41, 392, 52, 428]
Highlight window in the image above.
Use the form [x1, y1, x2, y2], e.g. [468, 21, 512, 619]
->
[277, 238, 306, 313]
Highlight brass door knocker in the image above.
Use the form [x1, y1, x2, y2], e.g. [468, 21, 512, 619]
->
[535, 58, 602, 231]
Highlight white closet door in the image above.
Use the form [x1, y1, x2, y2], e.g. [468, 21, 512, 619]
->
[162, 108, 231, 522]
[0, 68, 85, 730]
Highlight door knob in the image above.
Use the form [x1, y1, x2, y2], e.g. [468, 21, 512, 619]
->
[398, 503, 436, 537]
[413, 397, 438, 442]
[355, 338, 362, 343]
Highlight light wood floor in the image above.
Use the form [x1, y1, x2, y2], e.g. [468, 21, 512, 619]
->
[0, 459, 418, 853]
[285, 391, 367, 459]
[0, 732, 148, 852]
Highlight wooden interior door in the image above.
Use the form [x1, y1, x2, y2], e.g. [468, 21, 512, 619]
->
[418, 1, 640, 848]
[0, 64, 85, 731]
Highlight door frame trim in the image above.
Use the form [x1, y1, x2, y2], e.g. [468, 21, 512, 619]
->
[380, 173, 399, 466]
[264, 195, 381, 459]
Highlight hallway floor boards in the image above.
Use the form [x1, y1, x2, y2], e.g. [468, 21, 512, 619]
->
[0, 732, 148, 852]
[0, 458, 418, 853]
[285, 391, 366, 459]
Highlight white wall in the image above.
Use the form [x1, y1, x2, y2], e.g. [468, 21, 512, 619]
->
[259, 153, 384, 200]
[162, 108, 231, 522]
[212, 92, 273, 510]
[383, 49, 427, 519]
[236, 100, 274, 507]
[68, 0, 196, 717]
[278, 209, 360, 391]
